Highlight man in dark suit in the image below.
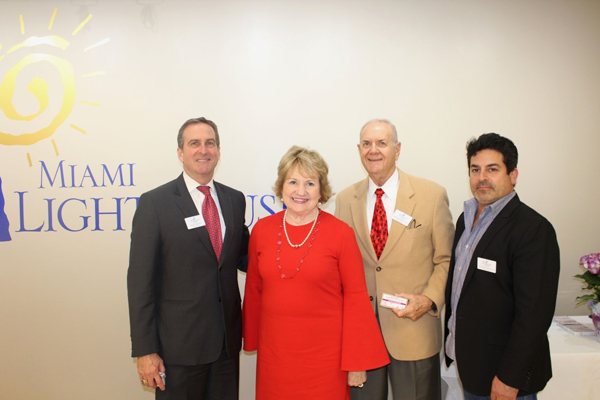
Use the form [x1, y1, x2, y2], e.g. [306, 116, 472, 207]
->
[444, 133, 560, 400]
[127, 117, 249, 400]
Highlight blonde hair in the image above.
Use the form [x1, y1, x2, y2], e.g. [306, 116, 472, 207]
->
[273, 146, 333, 204]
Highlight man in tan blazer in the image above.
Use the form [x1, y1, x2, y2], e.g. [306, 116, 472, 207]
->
[335, 119, 454, 400]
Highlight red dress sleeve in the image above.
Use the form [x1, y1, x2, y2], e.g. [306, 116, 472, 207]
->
[242, 219, 263, 351]
[338, 223, 390, 371]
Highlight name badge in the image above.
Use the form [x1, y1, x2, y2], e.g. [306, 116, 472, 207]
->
[477, 257, 497, 273]
[392, 210, 413, 226]
[185, 215, 205, 230]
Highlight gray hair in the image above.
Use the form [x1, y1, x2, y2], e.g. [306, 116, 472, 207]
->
[359, 119, 398, 144]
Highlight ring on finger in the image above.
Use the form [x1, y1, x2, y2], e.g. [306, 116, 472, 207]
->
[142, 379, 148, 385]
[358, 383, 364, 388]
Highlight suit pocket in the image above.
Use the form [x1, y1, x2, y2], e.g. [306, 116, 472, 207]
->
[161, 299, 193, 303]
[402, 223, 429, 237]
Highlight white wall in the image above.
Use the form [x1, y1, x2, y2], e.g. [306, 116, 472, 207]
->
[1, 0, 599, 398]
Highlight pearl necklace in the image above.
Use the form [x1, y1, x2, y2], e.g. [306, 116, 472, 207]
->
[277, 210, 321, 279]
[283, 209, 320, 248]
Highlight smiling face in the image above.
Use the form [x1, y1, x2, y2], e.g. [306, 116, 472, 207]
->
[177, 122, 221, 185]
[358, 121, 401, 186]
[469, 149, 518, 212]
[282, 165, 321, 220]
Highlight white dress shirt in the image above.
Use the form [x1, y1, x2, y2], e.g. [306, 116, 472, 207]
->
[182, 172, 226, 239]
[366, 169, 399, 233]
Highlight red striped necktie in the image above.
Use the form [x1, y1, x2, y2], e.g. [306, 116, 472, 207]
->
[197, 186, 223, 261]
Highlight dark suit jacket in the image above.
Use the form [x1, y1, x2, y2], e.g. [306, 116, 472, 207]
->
[127, 174, 249, 366]
[444, 194, 560, 396]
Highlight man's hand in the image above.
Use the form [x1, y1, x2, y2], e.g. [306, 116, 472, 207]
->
[491, 376, 518, 400]
[347, 371, 367, 387]
[391, 293, 433, 321]
[137, 353, 166, 391]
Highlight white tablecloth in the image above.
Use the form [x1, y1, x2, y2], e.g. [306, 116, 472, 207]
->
[441, 316, 600, 400]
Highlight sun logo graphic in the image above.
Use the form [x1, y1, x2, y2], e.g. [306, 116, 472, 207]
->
[0, 7, 109, 242]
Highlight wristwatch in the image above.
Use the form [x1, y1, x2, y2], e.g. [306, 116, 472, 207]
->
[430, 301, 438, 313]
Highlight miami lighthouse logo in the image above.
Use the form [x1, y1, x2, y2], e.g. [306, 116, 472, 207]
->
[1, 6, 111, 242]
[0, 177, 8, 241]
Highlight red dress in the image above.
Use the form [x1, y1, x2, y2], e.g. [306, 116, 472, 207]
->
[243, 211, 389, 400]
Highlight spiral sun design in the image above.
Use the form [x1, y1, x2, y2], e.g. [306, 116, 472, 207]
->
[0, 7, 109, 166]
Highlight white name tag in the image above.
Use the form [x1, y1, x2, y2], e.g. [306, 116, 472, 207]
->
[185, 215, 205, 230]
[392, 210, 413, 226]
[477, 257, 497, 273]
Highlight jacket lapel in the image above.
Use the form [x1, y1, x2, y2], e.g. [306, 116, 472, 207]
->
[349, 179, 378, 263]
[214, 181, 233, 267]
[461, 195, 521, 290]
[173, 174, 217, 260]
[446, 214, 466, 301]
[379, 169, 414, 263]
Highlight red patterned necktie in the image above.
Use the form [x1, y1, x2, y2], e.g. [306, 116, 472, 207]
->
[197, 186, 223, 261]
[370, 188, 388, 259]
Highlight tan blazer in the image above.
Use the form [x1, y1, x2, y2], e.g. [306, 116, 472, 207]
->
[335, 169, 454, 361]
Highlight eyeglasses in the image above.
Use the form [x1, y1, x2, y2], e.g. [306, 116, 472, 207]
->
[360, 140, 394, 149]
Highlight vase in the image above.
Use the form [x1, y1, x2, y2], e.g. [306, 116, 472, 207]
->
[593, 313, 600, 343]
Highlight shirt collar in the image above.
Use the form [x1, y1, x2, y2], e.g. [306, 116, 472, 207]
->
[464, 190, 517, 223]
[182, 171, 215, 194]
[368, 169, 399, 196]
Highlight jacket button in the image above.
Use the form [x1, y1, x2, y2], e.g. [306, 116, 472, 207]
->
[369, 296, 374, 301]
[376, 266, 382, 271]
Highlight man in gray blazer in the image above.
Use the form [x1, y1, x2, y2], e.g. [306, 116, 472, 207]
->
[127, 117, 249, 399]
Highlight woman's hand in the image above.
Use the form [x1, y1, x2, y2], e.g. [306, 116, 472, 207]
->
[347, 371, 367, 387]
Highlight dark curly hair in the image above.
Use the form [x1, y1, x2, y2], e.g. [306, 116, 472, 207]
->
[466, 133, 518, 173]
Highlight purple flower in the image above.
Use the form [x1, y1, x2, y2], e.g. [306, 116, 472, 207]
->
[580, 253, 600, 275]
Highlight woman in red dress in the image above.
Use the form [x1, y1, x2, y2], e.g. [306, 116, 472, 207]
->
[243, 146, 389, 400]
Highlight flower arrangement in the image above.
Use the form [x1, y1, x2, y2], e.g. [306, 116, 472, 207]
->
[574, 253, 600, 313]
